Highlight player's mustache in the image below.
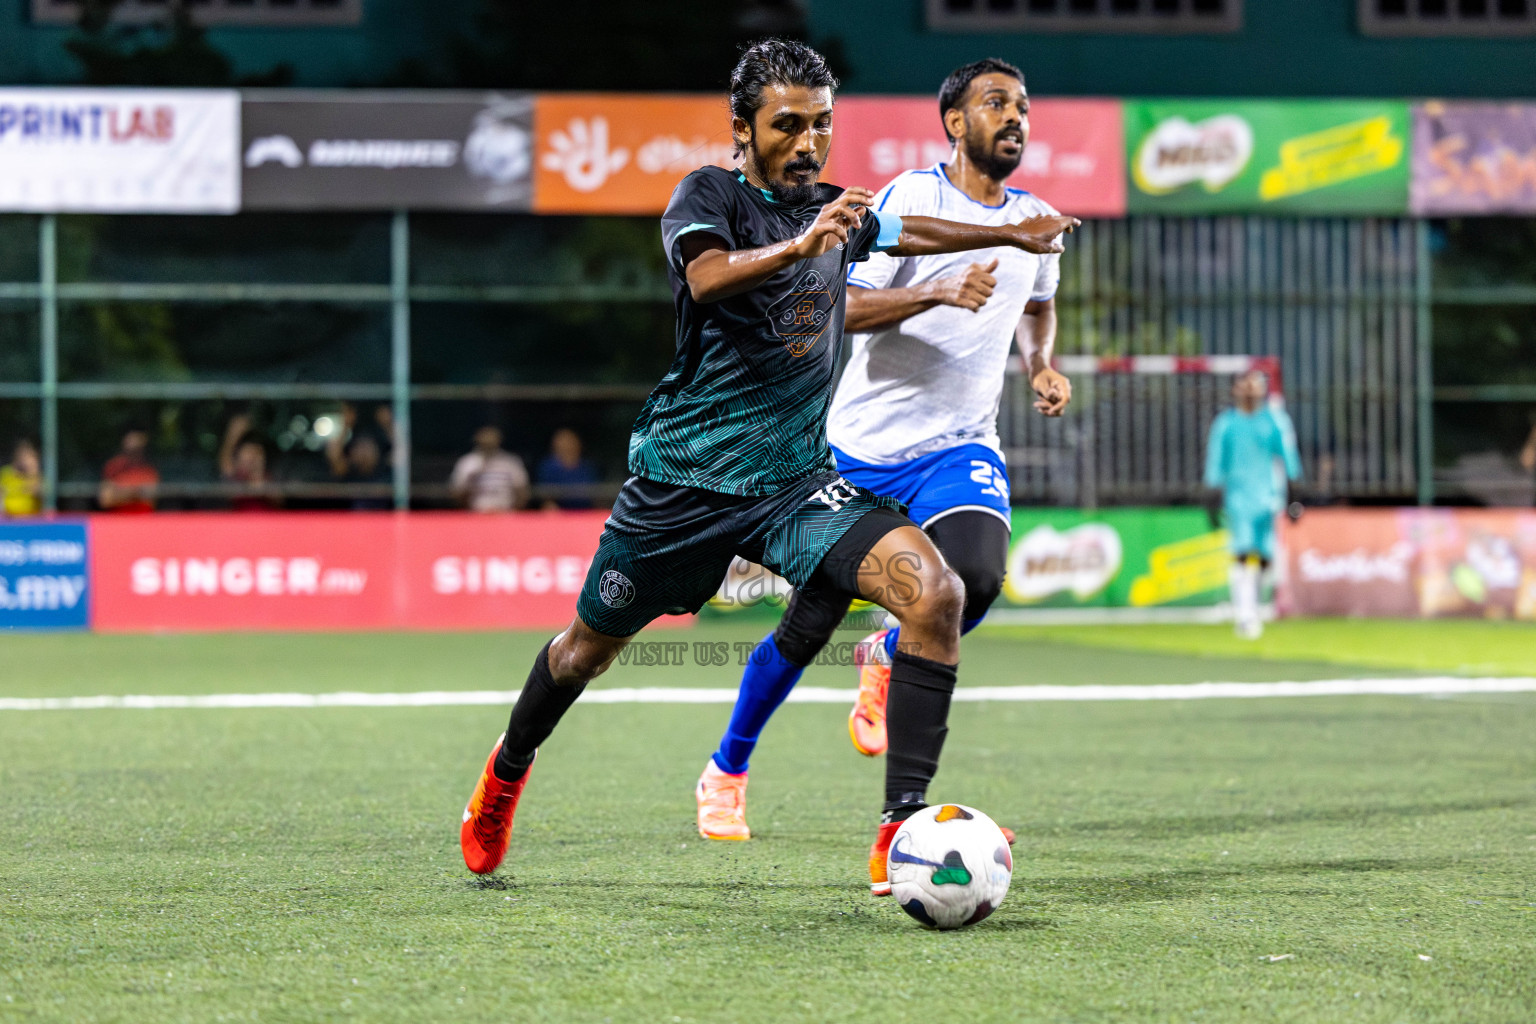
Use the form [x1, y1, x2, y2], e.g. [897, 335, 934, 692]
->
[783, 156, 822, 176]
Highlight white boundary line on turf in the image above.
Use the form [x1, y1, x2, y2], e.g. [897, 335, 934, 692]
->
[1, 677, 1534, 711]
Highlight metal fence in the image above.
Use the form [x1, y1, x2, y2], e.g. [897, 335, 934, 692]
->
[999, 216, 1432, 506]
[5, 212, 1531, 511]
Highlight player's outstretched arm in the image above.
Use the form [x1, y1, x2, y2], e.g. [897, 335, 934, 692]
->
[845, 258, 998, 332]
[890, 214, 1079, 258]
[683, 188, 877, 304]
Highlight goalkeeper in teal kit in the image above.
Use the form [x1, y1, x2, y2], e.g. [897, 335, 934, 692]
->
[1204, 370, 1302, 639]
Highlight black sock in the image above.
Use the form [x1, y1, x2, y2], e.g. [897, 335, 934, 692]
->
[493, 641, 587, 782]
[883, 650, 957, 820]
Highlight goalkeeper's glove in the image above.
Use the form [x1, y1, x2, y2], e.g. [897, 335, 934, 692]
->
[1285, 481, 1305, 522]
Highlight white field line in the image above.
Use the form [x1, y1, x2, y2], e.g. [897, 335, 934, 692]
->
[1, 677, 1534, 711]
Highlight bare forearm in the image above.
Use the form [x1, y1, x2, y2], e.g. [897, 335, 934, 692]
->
[685, 241, 803, 304]
[891, 216, 1020, 258]
[845, 284, 944, 332]
[1017, 306, 1058, 375]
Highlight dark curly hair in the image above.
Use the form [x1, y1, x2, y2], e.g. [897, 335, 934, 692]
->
[937, 58, 1024, 144]
[728, 39, 839, 156]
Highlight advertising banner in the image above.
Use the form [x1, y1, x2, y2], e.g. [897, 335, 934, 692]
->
[242, 92, 534, 210]
[532, 94, 739, 214]
[828, 97, 1126, 217]
[1126, 100, 1411, 214]
[0, 521, 89, 630]
[999, 508, 1228, 609]
[1411, 101, 1536, 215]
[90, 512, 611, 633]
[0, 89, 239, 213]
[1280, 508, 1536, 620]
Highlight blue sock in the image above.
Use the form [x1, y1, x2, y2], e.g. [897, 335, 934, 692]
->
[881, 614, 986, 660]
[713, 634, 803, 775]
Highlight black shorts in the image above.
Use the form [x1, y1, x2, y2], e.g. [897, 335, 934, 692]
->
[575, 471, 909, 637]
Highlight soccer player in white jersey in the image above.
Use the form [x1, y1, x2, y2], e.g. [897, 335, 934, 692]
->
[1203, 370, 1303, 639]
[696, 60, 1072, 888]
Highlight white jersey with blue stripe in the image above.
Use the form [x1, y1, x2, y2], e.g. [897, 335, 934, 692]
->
[827, 162, 1062, 465]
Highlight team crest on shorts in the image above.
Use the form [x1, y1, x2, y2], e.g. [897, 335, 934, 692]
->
[598, 570, 635, 609]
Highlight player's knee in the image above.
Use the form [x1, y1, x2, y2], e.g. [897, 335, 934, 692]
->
[901, 564, 964, 637]
[549, 626, 627, 685]
[771, 588, 845, 667]
[772, 617, 834, 669]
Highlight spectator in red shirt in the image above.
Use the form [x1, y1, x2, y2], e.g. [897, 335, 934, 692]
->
[99, 427, 159, 513]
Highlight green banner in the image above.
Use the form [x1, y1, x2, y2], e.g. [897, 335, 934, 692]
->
[999, 508, 1229, 609]
[1126, 100, 1410, 214]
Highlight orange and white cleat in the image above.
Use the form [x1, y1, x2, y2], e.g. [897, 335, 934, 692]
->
[868, 820, 901, 896]
[696, 760, 751, 841]
[849, 630, 892, 757]
[460, 734, 533, 875]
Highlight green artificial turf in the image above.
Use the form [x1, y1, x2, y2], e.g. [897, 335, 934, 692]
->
[1019, 620, 1536, 677]
[2, 624, 1533, 1023]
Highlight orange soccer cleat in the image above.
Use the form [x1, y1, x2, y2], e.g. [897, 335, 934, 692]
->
[695, 760, 751, 841]
[848, 630, 892, 757]
[459, 734, 533, 875]
[868, 820, 901, 896]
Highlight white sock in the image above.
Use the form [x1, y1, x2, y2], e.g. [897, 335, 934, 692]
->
[1230, 561, 1260, 629]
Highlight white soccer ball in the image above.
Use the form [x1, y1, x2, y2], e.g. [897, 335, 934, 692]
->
[887, 803, 1013, 929]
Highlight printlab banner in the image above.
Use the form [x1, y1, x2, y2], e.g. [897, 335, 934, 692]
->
[828, 97, 1126, 217]
[242, 92, 534, 210]
[998, 508, 1229, 609]
[1280, 508, 1536, 620]
[0, 88, 239, 213]
[0, 521, 89, 630]
[1126, 99, 1411, 214]
[90, 512, 609, 632]
[1411, 102, 1536, 215]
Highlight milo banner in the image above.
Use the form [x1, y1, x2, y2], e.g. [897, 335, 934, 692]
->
[999, 508, 1227, 609]
[1126, 100, 1410, 214]
[1280, 508, 1536, 620]
[1412, 101, 1536, 215]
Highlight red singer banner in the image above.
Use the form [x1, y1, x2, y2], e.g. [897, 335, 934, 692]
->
[1279, 507, 1536, 620]
[91, 512, 612, 633]
[826, 97, 1126, 218]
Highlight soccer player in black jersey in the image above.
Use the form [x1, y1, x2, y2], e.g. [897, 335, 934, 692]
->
[460, 39, 1077, 892]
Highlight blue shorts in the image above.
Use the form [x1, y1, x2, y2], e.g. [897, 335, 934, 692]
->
[832, 443, 1011, 530]
[1226, 507, 1277, 562]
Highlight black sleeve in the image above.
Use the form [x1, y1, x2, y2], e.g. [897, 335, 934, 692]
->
[660, 169, 736, 274]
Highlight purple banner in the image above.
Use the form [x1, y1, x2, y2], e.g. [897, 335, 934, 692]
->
[1412, 101, 1536, 215]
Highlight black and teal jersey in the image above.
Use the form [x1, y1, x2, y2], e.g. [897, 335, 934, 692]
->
[629, 165, 901, 496]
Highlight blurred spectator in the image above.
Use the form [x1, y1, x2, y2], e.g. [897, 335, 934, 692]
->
[536, 427, 598, 510]
[334, 433, 392, 510]
[99, 427, 159, 513]
[326, 402, 397, 479]
[1521, 419, 1536, 476]
[1, 439, 41, 517]
[219, 414, 280, 511]
[451, 426, 530, 512]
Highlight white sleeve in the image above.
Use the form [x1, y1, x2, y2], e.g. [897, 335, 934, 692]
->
[845, 174, 919, 291]
[1031, 253, 1061, 302]
[1025, 194, 1062, 302]
[449, 454, 476, 488]
[509, 455, 530, 491]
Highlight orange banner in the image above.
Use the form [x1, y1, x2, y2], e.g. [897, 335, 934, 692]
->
[532, 94, 740, 214]
[1280, 508, 1536, 620]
